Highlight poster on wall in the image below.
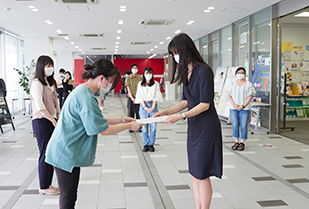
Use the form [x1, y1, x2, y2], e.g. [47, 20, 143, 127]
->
[214, 66, 228, 97]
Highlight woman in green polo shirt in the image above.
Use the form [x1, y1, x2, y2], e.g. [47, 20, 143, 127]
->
[45, 59, 142, 209]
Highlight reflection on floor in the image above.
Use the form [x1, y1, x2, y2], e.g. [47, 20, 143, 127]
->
[280, 121, 309, 145]
[1, 94, 309, 209]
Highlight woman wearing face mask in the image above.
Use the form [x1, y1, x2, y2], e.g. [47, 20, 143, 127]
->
[62, 71, 74, 104]
[135, 67, 163, 152]
[30, 55, 60, 195]
[153, 33, 222, 209]
[45, 59, 143, 209]
[227, 67, 256, 151]
[56, 68, 65, 109]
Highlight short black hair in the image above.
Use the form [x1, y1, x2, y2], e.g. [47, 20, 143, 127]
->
[59, 68, 65, 73]
[235, 67, 246, 75]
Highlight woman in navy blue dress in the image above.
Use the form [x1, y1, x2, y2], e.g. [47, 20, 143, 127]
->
[154, 33, 222, 209]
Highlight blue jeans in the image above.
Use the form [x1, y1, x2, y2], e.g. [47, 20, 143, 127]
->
[139, 102, 158, 146]
[230, 109, 250, 141]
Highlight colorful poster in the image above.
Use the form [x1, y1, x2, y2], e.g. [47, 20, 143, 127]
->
[282, 42, 293, 51]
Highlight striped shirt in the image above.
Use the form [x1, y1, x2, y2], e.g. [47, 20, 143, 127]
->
[226, 79, 256, 110]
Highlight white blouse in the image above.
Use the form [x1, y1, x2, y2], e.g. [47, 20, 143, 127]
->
[226, 79, 256, 110]
[135, 81, 163, 104]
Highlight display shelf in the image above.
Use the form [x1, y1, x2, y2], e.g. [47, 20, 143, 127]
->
[286, 106, 309, 108]
[286, 118, 309, 121]
[285, 96, 309, 120]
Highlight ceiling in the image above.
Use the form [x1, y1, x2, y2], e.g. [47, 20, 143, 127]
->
[0, 0, 282, 59]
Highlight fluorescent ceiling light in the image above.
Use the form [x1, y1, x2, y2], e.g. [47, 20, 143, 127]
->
[166, 36, 171, 40]
[150, 49, 154, 51]
[204, 10, 210, 12]
[117, 30, 122, 33]
[56, 30, 62, 33]
[28, 6, 35, 9]
[32, 9, 38, 12]
[118, 20, 124, 24]
[82, 52, 85, 54]
[120, 6, 127, 9]
[149, 54, 157, 59]
[75, 46, 79, 48]
[116, 37, 120, 39]
[115, 49, 118, 51]
[295, 12, 309, 17]
[175, 30, 181, 34]
[147, 51, 150, 53]
[160, 42, 164, 44]
[115, 46, 119, 48]
[203, 45, 207, 48]
[78, 49, 82, 51]
[116, 42, 119, 44]
[208, 7, 214, 10]
[70, 42, 74, 45]
[154, 46, 158, 48]
[45, 20, 53, 25]
[64, 37, 69, 40]
[120, 8, 126, 12]
[114, 52, 118, 54]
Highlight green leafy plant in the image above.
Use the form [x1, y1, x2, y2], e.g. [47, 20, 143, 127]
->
[14, 59, 36, 95]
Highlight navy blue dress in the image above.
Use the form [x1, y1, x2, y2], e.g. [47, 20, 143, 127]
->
[183, 64, 222, 180]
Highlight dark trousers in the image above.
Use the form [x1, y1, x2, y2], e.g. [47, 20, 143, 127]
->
[55, 167, 80, 209]
[32, 118, 55, 189]
[58, 88, 64, 109]
[127, 97, 140, 119]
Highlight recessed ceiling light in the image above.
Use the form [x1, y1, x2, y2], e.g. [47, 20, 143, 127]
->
[118, 20, 124, 24]
[56, 30, 62, 33]
[208, 7, 214, 10]
[120, 8, 126, 12]
[160, 42, 164, 44]
[149, 54, 157, 59]
[150, 49, 154, 51]
[117, 30, 122, 33]
[45, 20, 53, 24]
[75, 46, 79, 48]
[115, 46, 119, 48]
[204, 10, 210, 12]
[295, 12, 309, 17]
[115, 52, 118, 54]
[28, 6, 35, 9]
[166, 36, 171, 40]
[32, 9, 38, 12]
[116, 37, 120, 39]
[175, 30, 181, 34]
[78, 49, 82, 51]
[116, 42, 119, 44]
[70, 42, 74, 45]
[120, 6, 127, 9]
[115, 49, 118, 51]
[64, 37, 69, 40]
[147, 51, 150, 53]
[154, 46, 158, 48]
[82, 52, 85, 54]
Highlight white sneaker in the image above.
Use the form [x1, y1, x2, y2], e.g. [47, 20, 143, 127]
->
[39, 186, 60, 195]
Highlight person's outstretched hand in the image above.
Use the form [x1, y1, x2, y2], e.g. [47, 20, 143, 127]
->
[162, 114, 182, 124]
[124, 117, 136, 123]
[153, 110, 166, 118]
[130, 122, 144, 131]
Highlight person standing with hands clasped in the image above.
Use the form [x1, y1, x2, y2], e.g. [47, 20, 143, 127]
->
[45, 59, 143, 209]
[227, 67, 256, 151]
[125, 64, 143, 132]
[135, 67, 163, 152]
[30, 55, 60, 195]
[153, 33, 222, 209]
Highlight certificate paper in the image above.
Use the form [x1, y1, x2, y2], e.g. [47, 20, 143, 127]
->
[136, 116, 169, 124]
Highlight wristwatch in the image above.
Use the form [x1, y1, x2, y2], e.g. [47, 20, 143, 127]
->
[242, 105, 246, 108]
[121, 116, 125, 123]
[182, 112, 187, 120]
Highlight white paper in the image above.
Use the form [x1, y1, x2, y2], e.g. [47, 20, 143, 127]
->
[136, 116, 169, 124]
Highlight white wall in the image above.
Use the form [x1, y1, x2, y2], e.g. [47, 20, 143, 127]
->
[24, 36, 53, 66]
[55, 51, 74, 79]
[282, 27, 309, 47]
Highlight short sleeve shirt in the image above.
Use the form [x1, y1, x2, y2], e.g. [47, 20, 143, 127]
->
[45, 84, 109, 173]
[125, 74, 143, 98]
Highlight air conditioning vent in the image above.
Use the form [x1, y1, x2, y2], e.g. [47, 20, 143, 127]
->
[52, 0, 98, 4]
[139, 19, 174, 26]
[58, 33, 69, 37]
[89, 47, 107, 50]
[79, 33, 104, 38]
[130, 42, 151, 45]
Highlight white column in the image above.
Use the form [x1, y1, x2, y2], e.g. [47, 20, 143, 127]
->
[24, 36, 53, 66]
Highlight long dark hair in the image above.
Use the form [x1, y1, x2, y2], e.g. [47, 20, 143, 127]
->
[65, 71, 72, 80]
[141, 67, 155, 87]
[34, 55, 57, 88]
[168, 33, 213, 85]
[82, 59, 121, 90]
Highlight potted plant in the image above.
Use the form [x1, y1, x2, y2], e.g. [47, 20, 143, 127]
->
[14, 59, 36, 95]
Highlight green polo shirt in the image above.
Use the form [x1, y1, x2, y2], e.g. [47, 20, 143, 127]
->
[125, 74, 143, 98]
[45, 84, 108, 173]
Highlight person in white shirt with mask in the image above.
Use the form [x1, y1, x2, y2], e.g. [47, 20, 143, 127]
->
[135, 67, 163, 152]
[226, 67, 256, 151]
[56, 68, 65, 109]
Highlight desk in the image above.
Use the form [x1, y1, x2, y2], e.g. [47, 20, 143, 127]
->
[251, 102, 271, 134]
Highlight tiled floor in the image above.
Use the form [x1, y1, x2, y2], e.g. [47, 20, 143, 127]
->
[1, 94, 309, 209]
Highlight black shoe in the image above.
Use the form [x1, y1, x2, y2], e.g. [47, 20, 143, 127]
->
[129, 130, 133, 133]
[143, 145, 149, 152]
[149, 145, 155, 152]
[138, 129, 142, 132]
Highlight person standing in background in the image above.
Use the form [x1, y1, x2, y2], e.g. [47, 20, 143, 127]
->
[227, 67, 256, 151]
[135, 67, 163, 152]
[62, 71, 74, 104]
[0, 78, 7, 97]
[125, 64, 143, 133]
[56, 68, 65, 109]
[30, 55, 60, 195]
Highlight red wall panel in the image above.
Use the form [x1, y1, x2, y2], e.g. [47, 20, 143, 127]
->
[74, 59, 85, 87]
[114, 58, 164, 93]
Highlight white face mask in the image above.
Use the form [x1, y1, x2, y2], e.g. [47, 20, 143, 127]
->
[145, 74, 152, 81]
[45, 67, 54, 77]
[236, 74, 245, 80]
[131, 68, 138, 74]
[60, 73, 65, 78]
[174, 54, 180, 64]
[100, 78, 113, 94]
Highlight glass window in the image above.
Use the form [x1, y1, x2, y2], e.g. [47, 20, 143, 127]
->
[219, 25, 232, 67]
[233, 18, 249, 70]
[250, 7, 271, 129]
[200, 35, 208, 63]
[194, 39, 200, 52]
[209, 40, 219, 74]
